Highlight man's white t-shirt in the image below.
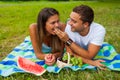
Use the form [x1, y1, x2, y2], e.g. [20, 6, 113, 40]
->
[65, 22, 106, 50]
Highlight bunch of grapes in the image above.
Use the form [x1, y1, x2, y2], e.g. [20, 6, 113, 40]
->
[62, 53, 82, 67]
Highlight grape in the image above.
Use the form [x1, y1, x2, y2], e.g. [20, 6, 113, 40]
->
[62, 53, 68, 61]
[62, 53, 82, 67]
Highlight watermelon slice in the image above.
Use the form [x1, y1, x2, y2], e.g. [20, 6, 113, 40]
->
[17, 56, 46, 76]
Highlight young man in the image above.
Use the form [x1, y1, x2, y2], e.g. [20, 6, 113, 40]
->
[54, 5, 106, 68]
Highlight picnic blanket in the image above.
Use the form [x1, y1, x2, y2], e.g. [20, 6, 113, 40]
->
[0, 36, 120, 77]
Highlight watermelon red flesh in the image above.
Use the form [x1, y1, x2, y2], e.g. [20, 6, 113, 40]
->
[17, 56, 46, 76]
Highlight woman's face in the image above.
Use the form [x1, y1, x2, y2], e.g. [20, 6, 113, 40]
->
[45, 14, 60, 35]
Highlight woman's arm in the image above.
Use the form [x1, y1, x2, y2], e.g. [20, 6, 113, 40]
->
[29, 23, 45, 60]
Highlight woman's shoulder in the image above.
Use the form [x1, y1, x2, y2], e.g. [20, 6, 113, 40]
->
[29, 23, 37, 30]
[29, 23, 37, 27]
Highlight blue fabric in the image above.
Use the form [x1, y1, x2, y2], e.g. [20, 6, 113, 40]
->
[42, 43, 52, 53]
[0, 36, 120, 77]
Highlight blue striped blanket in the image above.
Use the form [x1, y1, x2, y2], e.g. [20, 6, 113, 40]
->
[0, 36, 120, 77]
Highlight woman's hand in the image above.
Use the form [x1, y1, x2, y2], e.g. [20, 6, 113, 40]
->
[44, 54, 56, 66]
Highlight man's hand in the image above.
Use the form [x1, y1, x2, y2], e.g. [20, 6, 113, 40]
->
[54, 28, 69, 42]
[91, 60, 106, 70]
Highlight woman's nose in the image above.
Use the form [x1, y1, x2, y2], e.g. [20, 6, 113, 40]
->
[55, 22, 60, 28]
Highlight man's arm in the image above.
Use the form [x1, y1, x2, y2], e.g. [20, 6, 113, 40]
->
[68, 41, 101, 59]
[66, 46, 105, 67]
[54, 28, 100, 59]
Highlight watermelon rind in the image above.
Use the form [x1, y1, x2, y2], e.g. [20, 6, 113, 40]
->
[17, 56, 46, 76]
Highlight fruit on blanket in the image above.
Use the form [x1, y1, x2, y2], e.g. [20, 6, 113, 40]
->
[62, 53, 82, 67]
[17, 56, 46, 76]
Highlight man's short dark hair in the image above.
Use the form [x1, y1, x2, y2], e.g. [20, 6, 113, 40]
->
[73, 5, 94, 25]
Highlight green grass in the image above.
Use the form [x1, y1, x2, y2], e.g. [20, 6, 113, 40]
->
[0, 1, 120, 80]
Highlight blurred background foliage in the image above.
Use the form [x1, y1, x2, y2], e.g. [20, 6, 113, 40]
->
[0, 0, 116, 2]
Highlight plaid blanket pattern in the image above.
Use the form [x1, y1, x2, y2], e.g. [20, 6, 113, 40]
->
[0, 36, 120, 77]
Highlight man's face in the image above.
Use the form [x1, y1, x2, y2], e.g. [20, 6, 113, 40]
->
[68, 12, 85, 33]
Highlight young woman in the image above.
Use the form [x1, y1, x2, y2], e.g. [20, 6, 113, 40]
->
[29, 8, 65, 66]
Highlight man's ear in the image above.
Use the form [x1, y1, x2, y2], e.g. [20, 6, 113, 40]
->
[84, 22, 89, 28]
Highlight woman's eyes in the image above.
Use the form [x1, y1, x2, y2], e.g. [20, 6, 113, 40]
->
[51, 22, 55, 24]
[51, 20, 59, 25]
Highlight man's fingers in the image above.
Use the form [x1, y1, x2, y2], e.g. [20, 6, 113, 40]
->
[54, 28, 65, 38]
[54, 28, 63, 35]
[97, 66, 106, 70]
[54, 28, 69, 42]
[98, 60, 105, 62]
[96, 60, 107, 70]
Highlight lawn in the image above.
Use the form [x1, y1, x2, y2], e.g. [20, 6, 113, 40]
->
[0, 1, 120, 80]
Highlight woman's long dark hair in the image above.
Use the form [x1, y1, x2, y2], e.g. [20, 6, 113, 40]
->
[37, 8, 63, 53]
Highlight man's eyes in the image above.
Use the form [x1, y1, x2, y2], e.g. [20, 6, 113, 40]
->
[73, 20, 77, 23]
[70, 19, 77, 23]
